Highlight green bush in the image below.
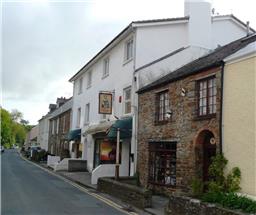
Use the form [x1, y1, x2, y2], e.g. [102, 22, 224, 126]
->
[202, 192, 256, 213]
[208, 154, 241, 193]
[191, 177, 204, 197]
[226, 167, 241, 192]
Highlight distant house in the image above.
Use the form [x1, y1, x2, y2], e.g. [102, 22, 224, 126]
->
[48, 97, 72, 159]
[68, 0, 253, 184]
[38, 114, 52, 151]
[136, 34, 256, 195]
[222, 37, 256, 198]
[38, 103, 57, 151]
[24, 125, 39, 150]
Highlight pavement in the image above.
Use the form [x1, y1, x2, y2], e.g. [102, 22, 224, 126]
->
[1, 149, 143, 215]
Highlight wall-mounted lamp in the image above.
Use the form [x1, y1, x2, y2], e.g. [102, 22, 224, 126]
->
[181, 88, 186, 97]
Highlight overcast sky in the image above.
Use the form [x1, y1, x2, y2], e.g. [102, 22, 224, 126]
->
[2, 0, 256, 125]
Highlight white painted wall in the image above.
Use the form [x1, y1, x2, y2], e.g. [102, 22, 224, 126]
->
[70, 1, 251, 179]
[38, 116, 51, 151]
[135, 22, 188, 69]
[211, 17, 250, 48]
[71, 32, 135, 176]
[137, 46, 210, 89]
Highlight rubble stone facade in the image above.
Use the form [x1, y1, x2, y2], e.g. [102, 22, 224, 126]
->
[137, 66, 222, 194]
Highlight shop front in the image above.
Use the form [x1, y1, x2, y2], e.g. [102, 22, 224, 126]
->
[84, 117, 132, 184]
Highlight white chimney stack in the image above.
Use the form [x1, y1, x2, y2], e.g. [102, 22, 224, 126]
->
[185, 0, 212, 49]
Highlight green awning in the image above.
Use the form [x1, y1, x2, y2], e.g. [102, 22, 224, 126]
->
[107, 117, 132, 139]
[68, 129, 81, 141]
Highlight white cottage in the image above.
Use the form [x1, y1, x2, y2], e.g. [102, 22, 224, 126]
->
[69, 0, 254, 184]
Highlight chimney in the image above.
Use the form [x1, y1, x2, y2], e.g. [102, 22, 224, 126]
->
[49, 104, 57, 113]
[56, 97, 67, 108]
[185, 0, 212, 49]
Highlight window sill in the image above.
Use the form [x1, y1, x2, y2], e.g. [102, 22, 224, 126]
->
[122, 113, 132, 118]
[154, 120, 169, 126]
[101, 74, 109, 80]
[194, 113, 216, 121]
[123, 58, 133, 66]
[84, 122, 90, 126]
[149, 181, 176, 188]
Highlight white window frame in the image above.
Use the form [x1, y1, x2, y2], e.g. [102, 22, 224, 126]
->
[124, 38, 133, 63]
[78, 77, 83, 94]
[87, 71, 92, 88]
[51, 121, 54, 135]
[84, 103, 90, 125]
[123, 86, 132, 115]
[56, 118, 59, 134]
[77, 108, 81, 128]
[62, 115, 66, 133]
[102, 57, 109, 78]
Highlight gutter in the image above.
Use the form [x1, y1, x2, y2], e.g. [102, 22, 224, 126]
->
[219, 61, 225, 154]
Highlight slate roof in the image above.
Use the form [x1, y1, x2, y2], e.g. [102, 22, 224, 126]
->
[137, 34, 256, 94]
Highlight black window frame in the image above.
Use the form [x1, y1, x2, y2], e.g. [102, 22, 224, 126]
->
[196, 76, 217, 118]
[155, 90, 170, 125]
[148, 141, 177, 187]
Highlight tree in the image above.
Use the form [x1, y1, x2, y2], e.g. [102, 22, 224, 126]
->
[1, 109, 15, 147]
[11, 109, 23, 123]
[1, 108, 30, 147]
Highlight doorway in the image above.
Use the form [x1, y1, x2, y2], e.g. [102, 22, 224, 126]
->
[195, 130, 216, 182]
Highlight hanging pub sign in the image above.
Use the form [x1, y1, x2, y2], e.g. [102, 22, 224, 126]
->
[99, 92, 112, 114]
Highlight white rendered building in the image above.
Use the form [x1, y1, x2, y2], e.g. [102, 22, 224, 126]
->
[69, 0, 254, 184]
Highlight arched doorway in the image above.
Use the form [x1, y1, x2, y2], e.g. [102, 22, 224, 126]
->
[195, 130, 216, 182]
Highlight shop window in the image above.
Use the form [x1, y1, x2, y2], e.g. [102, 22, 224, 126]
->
[94, 139, 121, 168]
[148, 141, 177, 187]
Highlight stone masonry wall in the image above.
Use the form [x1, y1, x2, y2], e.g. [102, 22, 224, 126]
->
[137, 67, 222, 194]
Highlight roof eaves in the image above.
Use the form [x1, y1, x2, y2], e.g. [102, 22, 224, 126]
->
[213, 14, 255, 33]
[69, 23, 133, 82]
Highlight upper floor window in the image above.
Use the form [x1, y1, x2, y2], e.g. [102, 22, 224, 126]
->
[123, 87, 131, 114]
[62, 115, 66, 133]
[84, 103, 90, 124]
[197, 76, 216, 117]
[87, 71, 92, 88]
[78, 77, 83, 94]
[77, 108, 81, 128]
[103, 58, 109, 78]
[155, 90, 170, 124]
[124, 39, 133, 62]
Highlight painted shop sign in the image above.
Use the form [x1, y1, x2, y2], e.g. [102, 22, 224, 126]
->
[99, 92, 112, 114]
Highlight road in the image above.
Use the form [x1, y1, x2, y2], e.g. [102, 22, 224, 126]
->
[1, 149, 127, 215]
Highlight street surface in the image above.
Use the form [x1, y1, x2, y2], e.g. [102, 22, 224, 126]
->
[1, 149, 127, 215]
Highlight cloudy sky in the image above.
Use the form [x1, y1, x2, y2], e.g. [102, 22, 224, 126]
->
[2, 0, 256, 125]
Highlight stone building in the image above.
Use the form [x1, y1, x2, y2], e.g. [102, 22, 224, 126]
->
[136, 34, 256, 194]
[48, 97, 72, 159]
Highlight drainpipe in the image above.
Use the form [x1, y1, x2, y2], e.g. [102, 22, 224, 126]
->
[131, 26, 138, 176]
[219, 62, 225, 154]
